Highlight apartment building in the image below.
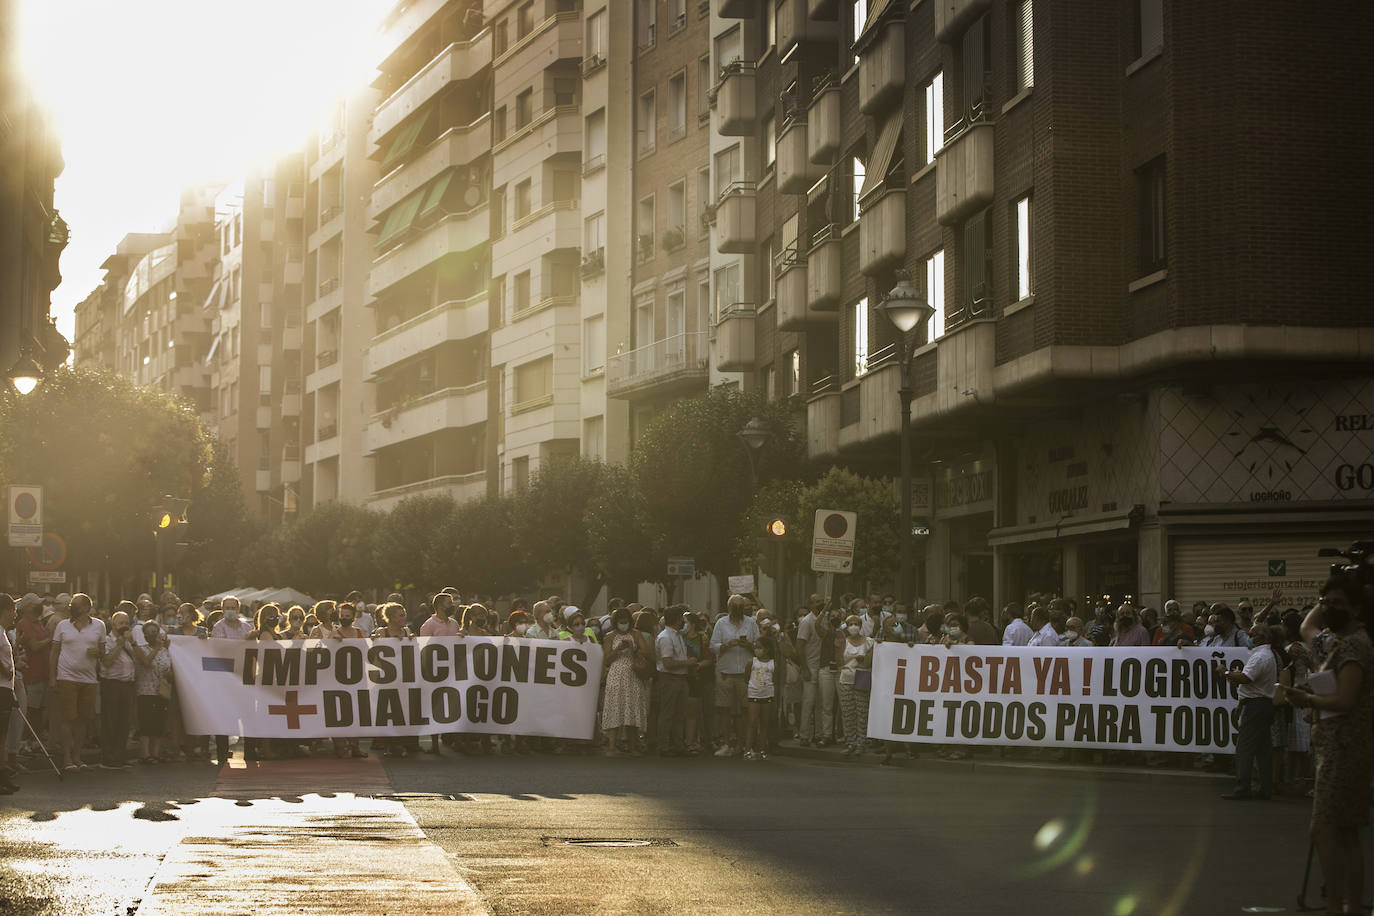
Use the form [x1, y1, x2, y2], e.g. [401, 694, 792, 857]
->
[72, 232, 166, 374]
[208, 160, 307, 521]
[716, 0, 1371, 611]
[304, 93, 380, 507]
[606, 0, 714, 446]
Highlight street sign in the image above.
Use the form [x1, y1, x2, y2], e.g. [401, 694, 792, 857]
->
[7, 484, 43, 547]
[667, 556, 696, 577]
[811, 508, 857, 573]
[27, 532, 67, 570]
[728, 575, 755, 595]
[28, 570, 66, 584]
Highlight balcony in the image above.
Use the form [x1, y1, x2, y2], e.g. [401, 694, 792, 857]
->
[806, 226, 843, 311]
[807, 84, 840, 165]
[712, 61, 756, 136]
[281, 450, 301, 483]
[713, 307, 756, 372]
[368, 203, 489, 298]
[807, 379, 841, 459]
[493, 10, 581, 71]
[366, 293, 489, 377]
[606, 331, 709, 399]
[372, 117, 492, 219]
[280, 391, 302, 418]
[366, 471, 488, 513]
[281, 324, 303, 351]
[859, 188, 905, 276]
[718, 0, 751, 17]
[859, 20, 904, 114]
[365, 381, 488, 454]
[371, 35, 493, 146]
[935, 122, 995, 226]
[376, 0, 450, 64]
[808, 0, 839, 21]
[714, 182, 756, 254]
[777, 119, 820, 194]
[777, 253, 835, 331]
[933, 0, 992, 43]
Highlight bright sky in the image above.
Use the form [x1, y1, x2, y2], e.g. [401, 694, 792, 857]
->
[19, 0, 395, 341]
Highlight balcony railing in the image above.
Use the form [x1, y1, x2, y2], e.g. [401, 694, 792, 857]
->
[318, 277, 340, 297]
[606, 331, 709, 395]
[318, 423, 338, 441]
[316, 348, 339, 369]
[320, 204, 343, 224]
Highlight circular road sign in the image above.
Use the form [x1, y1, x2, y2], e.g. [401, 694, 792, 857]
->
[822, 513, 850, 538]
[13, 491, 38, 520]
[27, 533, 67, 571]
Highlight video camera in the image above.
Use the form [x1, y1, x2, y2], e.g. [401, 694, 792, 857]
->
[1318, 541, 1374, 603]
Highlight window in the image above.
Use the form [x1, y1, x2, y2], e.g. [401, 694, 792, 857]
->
[697, 56, 712, 119]
[697, 274, 711, 330]
[765, 1, 777, 50]
[517, 1, 534, 38]
[635, 296, 654, 346]
[764, 364, 777, 400]
[491, 275, 505, 324]
[492, 185, 507, 237]
[926, 249, 945, 340]
[637, 195, 655, 259]
[259, 301, 272, 329]
[668, 71, 686, 138]
[764, 113, 776, 170]
[962, 210, 990, 308]
[763, 237, 776, 302]
[697, 167, 711, 235]
[638, 89, 656, 154]
[585, 108, 606, 168]
[583, 416, 605, 460]
[587, 10, 604, 59]
[639, 0, 656, 48]
[514, 270, 531, 312]
[584, 211, 604, 253]
[670, 0, 686, 30]
[516, 89, 533, 128]
[512, 456, 529, 491]
[715, 144, 741, 198]
[853, 297, 869, 376]
[493, 106, 507, 141]
[852, 0, 867, 64]
[1137, 0, 1163, 58]
[515, 179, 532, 219]
[850, 155, 865, 222]
[1137, 157, 1167, 273]
[1013, 1, 1033, 92]
[495, 19, 509, 55]
[259, 364, 272, 393]
[554, 78, 577, 108]
[715, 27, 741, 70]
[924, 72, 944, 163]
[552, 169, 578, 204]
[583, 315, 605, 375]
[714, 262, 741, 318]
[667, 180, 686, 241]
[786, 349, 800, 396]
[961, 16, 989, 123]
[1013, 196, 1032, 299]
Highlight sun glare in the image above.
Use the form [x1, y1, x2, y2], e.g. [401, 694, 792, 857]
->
[17, 0, 394, 339]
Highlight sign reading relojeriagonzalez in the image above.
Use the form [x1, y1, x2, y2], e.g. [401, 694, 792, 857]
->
[171, 636, 602, 740]
[866, 644, 1252, 754]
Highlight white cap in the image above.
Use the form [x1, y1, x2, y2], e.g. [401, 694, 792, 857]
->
[55, 593, 72, 606]
[19, 592, 41, 611]
[562, 605, 581, 620]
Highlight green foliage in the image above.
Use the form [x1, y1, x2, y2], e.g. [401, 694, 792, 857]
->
[271, 501, 384, 596]
[182, 438, 257, 594]
[452, 496, 530, 598]
[372, 494, 459, 596]
[510, 455, 614, 603]
[586, 462, 664, 595]
[0, 367, 208, 590]
[630, 385, 805, 584]
[784, 467, 900, 591]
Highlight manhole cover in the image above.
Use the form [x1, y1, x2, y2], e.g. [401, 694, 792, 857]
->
[547, 837, 678, 848]
[371, 793, 472, 801]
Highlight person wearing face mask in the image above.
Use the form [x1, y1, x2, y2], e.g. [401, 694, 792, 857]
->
[601, 607, 649, 756]
[710, 595, 761, 757]
[420, 593, 462, 638]
[1202, 604, 1253, 649]
[1150, 602, 1195, 648]
[205, 596, 254, 765]
[681, 612, 714, 755]
[1058, 617, 1093, 648]
[525, 600, 558, 640]
[963, 597, 999, 645]
[837, 615, 874, 758]
[795, 594, 836, 748]
[130, 622, 173, 765]
[1109, 605, 1151, 647]
[1026, 606, 1059, 647]
[278, 606, 306, 639]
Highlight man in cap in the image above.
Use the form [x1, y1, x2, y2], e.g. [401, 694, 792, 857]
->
[1152, 601, 1195, 648]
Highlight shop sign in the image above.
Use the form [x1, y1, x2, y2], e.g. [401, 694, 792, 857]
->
[935, 465, 994, 514]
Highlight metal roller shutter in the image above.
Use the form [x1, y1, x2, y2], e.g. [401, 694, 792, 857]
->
[1171, 535, 1345, 611]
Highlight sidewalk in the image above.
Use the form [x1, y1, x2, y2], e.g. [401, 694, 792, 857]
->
[775, 739, 1238, 787]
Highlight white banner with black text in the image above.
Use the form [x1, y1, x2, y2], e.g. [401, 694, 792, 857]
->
[169, 636, 602, 740]
[866, 644, 1253, 753]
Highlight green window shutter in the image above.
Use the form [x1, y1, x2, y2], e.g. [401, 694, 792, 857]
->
[376, 189, 426, 250]
[416, 169, 457, 224]
[379, 108, 435, 174]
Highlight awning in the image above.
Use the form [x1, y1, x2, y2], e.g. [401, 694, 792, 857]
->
[204, 332, 220, 367]
[200, 278, 223, 312]
[854, 0, 898, 52]
[858, 110, 902, 206]
[376, 187, 426, 250]
[987, 508, 1141, 547]
[416, 168, 457, 224]
[379, 107, 435, 173]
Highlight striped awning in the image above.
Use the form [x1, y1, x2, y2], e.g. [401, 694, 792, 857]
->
[857, 110, 902, 205]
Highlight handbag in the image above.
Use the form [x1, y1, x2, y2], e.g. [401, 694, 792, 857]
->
[632, 651, 654, 680]
[854, 668, 873, 693]
[157, 677, 173, 700]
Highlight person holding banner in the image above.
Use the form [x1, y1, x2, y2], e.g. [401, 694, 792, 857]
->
[370, 602, 418, 759]
[837, 616, 874, 759]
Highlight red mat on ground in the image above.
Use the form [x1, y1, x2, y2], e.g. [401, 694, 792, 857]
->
[213, 755, 392, 800]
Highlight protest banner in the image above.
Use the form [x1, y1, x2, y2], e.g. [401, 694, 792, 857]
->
[170, 636, 602, 740]
[866, 643, 1252, 753]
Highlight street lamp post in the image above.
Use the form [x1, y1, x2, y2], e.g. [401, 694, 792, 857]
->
[876, 270, 934, 607]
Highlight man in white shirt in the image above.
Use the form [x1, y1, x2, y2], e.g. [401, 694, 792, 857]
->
[1220, 623, 1278, 801]
[98, 610, 138, 768]
[1002, 604, 1033, 646]
[710, 595, 760, 757]
[795, 594, 835, 747]
[1027, 606, 1060, 647]
[207, 596, 254, 764]
[655, 605, 696, 756]
[48, 594, 106, 771]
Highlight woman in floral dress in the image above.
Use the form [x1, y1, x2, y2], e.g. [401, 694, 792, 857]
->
[600, 606, 647, 755]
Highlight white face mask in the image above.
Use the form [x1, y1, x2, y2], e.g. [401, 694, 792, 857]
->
[948, 626, 963, 638]
[1204, 625, 1216, 636]
[616, 623, 630, 632]
[225, 609, 240, 621]
[1066, 630, 1080, 639]
[515, 623, 528, 635]
[846, 625, 861, 637]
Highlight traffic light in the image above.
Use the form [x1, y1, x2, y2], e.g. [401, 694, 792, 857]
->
[760, 516, 789, 538]
[152, 496, 190, 534]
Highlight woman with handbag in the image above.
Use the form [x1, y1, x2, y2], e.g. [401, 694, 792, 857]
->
[837, 615, 874, 759]
[130, 622, 173, 765]
[600, 607, 649, 756]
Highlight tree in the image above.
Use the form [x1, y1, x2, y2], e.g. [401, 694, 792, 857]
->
[631, 385, 805, 600]
[587, 462, 664, 598]
[181, 438, 256, 595]
[272, 501, 384, 596]
[510, 456, 617, 607]
[0, 367, 208, 597]
[782, 467, 900, 594]
[452, 496, 530, 599]
[372, 494, 459, 597]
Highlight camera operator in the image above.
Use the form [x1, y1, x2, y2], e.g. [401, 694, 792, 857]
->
[1286, 574, 1374, 916]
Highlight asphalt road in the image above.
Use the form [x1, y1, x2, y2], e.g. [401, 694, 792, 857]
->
[0, 745, 1327, 915]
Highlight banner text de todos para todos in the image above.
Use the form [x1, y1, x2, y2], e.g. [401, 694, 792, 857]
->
[866, 644, 1252, 753]
[171, 636, 602, 740]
